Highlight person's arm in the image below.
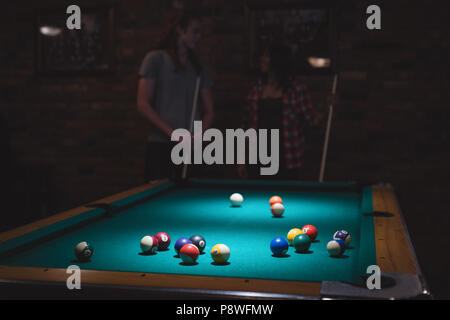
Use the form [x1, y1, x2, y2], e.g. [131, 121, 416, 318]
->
[200, 87, 214, 131]
[137, 77, 174, 137]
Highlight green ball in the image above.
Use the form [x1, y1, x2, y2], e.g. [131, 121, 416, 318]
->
[293, 234, 311, 252]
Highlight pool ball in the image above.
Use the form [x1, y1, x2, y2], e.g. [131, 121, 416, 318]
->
[333, 230, 351, 247]
[302, 225, 318, 241]
[211, 244, 230, 264]
[75, 241, 94, 261]
[293, 234, 311, 252]
[140, 235, 159, 254]
[287, 228, 303, 245]
[270, 237, 289, 256]
[155, 232, 171, 250]
[269, 196, 283, 206]
[175, 237, 192, 255]
[271, 203, 284, 217]
[230, 193, 243, 206]
[179, 244, 200, 264]
[190, 235, 206, 253]
[327, 239, 346, 257]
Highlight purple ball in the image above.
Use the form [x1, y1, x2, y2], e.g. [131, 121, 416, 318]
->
[175, 237, 192, 255]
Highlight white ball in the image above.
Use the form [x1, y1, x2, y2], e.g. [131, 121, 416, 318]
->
[229, 193, 243, 206]
[271, 203, 284, 217]
[140, 236, 157, 253]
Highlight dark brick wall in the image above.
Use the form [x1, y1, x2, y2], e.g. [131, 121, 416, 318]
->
[0, 0, 449, 297]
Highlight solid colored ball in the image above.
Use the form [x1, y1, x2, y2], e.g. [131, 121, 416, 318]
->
[270, 237, 289, 256]
[230, 193, 243, 206]
[293, 234, 311, 252]
[287, 228, 303, 245]
[302, 225, 318, 241]
[75, 241, 94, 261]
[327, 239, 346, 257]
[140, 235, 159, 253]
[271, 203, 284, 217]
[269, 196, 283, 206]
[190, 235, 206, 253]
[155, 232, 171, 250]
[175, 237, 192, 255]
[333, 230, 351, 247]
[179, 244, 200, 264]
[211, 244, 230, 264]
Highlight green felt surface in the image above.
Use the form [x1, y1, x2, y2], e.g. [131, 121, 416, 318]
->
[0, 181, 376, 284]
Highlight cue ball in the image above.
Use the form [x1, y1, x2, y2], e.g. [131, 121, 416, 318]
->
[271, 203, 284, 217]
[140, 235, 159, 254]
[229, 193, 243, 206]
[190, 235, 206, 252]
[75, 241, 94, 261]
[211, 244, 230, 264]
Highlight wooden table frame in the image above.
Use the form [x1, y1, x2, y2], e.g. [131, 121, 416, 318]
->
[0, 180, 430, 299]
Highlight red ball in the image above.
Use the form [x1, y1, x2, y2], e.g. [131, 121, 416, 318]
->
[302, 225, 318, 241]
[155, 232, 171, 250]
[179, 244, 199, 264]
[269, 196, 283, 206]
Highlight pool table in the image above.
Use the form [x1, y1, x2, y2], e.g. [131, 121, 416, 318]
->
[0, 179, 430, 299]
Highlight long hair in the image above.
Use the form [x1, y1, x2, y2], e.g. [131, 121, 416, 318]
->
[261, 43, 294, 90]
[154, 9, 203, 75]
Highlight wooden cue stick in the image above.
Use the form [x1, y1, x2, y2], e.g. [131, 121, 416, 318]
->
[181, 76, 201, 179]
[319, 74, 338, 182]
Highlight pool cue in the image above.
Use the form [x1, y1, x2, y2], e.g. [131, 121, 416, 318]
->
[318, 73, 338, 183]
[181, 76, 201, 180]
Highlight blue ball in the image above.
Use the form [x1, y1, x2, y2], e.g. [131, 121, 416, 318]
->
[327, 238, 346, 256]
[270, 237, 289, 256]
[333, 230, 351, 247]
[175, 237, 192, 255]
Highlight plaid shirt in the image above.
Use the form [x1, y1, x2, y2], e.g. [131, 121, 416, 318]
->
[242, 78, 316, 169]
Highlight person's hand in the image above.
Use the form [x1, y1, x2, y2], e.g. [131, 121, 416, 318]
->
[237, 164, 248, 179]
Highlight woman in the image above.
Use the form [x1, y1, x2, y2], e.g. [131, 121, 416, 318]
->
[137, 10, 214, 181]
[238, 44, 320, 180]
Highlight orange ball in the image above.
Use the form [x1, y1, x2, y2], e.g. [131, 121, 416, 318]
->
[269, 196, 283, 206]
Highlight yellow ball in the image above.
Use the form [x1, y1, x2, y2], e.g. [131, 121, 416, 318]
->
[287, 228, 303, 245]
[211, 243, 230, 264]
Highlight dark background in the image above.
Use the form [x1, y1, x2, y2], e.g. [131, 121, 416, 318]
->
[0, 0, 449, 298]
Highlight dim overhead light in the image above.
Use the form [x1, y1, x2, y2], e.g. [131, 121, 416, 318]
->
[308, 57, 331, 68]
[40, 26, 62, 36]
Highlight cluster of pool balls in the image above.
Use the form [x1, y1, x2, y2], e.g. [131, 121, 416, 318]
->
[74, 233, 230, 265]
[140, 233, 230, 265]
[230, 193, 352, 257]
[230, 193, 285, 217]
[73, 194, 352, 262]
[271, 225, 318, 255]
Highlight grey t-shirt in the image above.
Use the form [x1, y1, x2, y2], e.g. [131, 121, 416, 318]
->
[138, 50, 213, 142]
